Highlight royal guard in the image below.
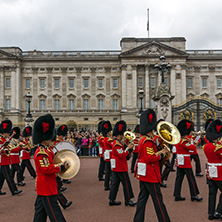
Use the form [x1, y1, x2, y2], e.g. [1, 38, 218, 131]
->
[0, 120, 22, 195]
[55, 124, 71, 185]
[97, 120, 105, 181]
[204, 119, 214, 144]
[33, 114, 67, 222]
[20, 126, 36, 181]
[173, 119, 203, 202]
[134, 109, 170, 222]
[204, 119, 222, 220]
[101, 121, 113, 190]
[10, 127, 25, 186]
[130, 125, 140, 173]
[109, 120, 136, 207]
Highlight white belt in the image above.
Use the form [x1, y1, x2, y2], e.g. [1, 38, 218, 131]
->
[10, 153, 19, 156]
[178, 154, 190, 157]
[208, 163, 222, 166]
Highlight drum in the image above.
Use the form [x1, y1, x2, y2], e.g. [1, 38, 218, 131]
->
[53, 141, 77, 154]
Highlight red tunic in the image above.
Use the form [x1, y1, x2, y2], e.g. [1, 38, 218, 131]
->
[175, 138, 196, 168]
[10, 145, 22, 164]
[204, 135, 209, 144]
[103, 136, 113, 162]
[0, 136, 11, 166]
[133, 135, 140, 153]
[98, 135, 104, 158]
[20, 139, 31, 160]
[187, 135, 198, 155]
[204, 142, 222, 181]
[111, 139, 129, 172]
[136, 136, 161, 183]
[34, 145, 61, 196]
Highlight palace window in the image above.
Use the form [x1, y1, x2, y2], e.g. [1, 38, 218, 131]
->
[217, 78, 222, 88]
[6, 99, 10, 110]
[26, 79, 30, 89]
[6, 78, 11, 89]
[113, 78, 118, 89]
[84, 79, 89, 89]
[113, 99, 118, 110]
[40, 99, 45, 111]
[202, 78, 207, 88]
[69, 79, 74, 89]
[150, 77, 156, 88]
[55, 79, 60, 89]
[84, 99, 89, 110]
[138, 77, 143, 88]
[54, 99, 60, 110]
[187, 78, 193, 88]
[69, 99, 74, 110]
[98, 99, 103, 110]
[98, 79, 103, 89]
[40, 79, 45, 89]
[217, 98, 222, 106]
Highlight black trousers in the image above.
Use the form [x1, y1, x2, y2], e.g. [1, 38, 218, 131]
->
[208, 179, 222, 215]
[190, 154, 201, 174]
[104, 161, 111, 189]
[134, 181, 170, 222]
[33, 195, 66, 222]
[170, 153, 176, 170]
[0, 165, 18, 194]
[109, 171, 134, 202]
[130, 153, 138, 173]
[173, 167, 199, 197]
[11, 163, 22, 183]
[98, 157, 105, 180]
[162, 160, 171, 181]
[21, 159, 36, 179]
[56, 176, 68, 209]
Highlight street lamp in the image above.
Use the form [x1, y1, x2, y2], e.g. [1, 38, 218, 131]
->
[25, 92, 33, 119]
[138, 89, 144, 114]
[154, 55, 171, 84]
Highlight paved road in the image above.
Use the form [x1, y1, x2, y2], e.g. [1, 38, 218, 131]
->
[0, 149, 213, 221]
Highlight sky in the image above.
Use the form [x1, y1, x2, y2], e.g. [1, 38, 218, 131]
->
[0, 0, 221, 51]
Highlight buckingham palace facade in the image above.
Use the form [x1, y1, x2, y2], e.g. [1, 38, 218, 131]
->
[1, 37, 222, 129]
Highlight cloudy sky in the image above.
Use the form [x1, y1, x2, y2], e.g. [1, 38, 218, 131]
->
[0, 0, 221, 51]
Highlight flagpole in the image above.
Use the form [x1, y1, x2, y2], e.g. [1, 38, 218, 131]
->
[147, 8, 149, 38]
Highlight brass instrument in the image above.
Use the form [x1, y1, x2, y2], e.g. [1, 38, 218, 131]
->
[123, 131, 136, 145]
[156, 121, 181, 159]
[20, 139, 35, 151]
[0, 131, 16, 156]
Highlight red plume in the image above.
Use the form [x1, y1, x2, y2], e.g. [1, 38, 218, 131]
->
[148, 113, 153, 123]
[186, 122, 191, 129]
[3, 123, 8, 130]
[118, 124, 123, 132]
[42, 122, 49, 133]
[216, 125, 222, 133]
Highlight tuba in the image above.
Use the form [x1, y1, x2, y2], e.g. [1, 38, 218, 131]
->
[156, 121, 181, 164]
[123, 131, 136, 146]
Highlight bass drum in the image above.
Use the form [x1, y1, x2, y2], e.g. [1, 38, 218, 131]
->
[53, 141, 77, 154]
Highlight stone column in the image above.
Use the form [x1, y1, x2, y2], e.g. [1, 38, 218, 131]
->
[121, 65, 127, 112]
[90, 67, 96, 109]
[10, 67, 16, 111]
[209, 66, 215, 101]
[181, 64, 187, 102]
[76, 67, 82, 110]
[31, 67, 38, 111]
[145, 65, 150, 108]
[0, 67, 4, 111]
[15, 63, 21, 111]
[105, 67, 111, 110]
[132, 65, 137, 109]
[170, 65, 176, 106]
[46, 67, 53, 110]
[61, 67, 67, 110]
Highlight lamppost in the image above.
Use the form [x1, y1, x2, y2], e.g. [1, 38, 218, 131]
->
[154, 55, 171, 84]
[138, 89, 144, 114]
[25, 92, 33, 125]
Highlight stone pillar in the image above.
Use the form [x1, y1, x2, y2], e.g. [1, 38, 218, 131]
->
[15, 63, 21, 111]
[209, 66, 215, 101]
[32, 67, 38, 111]
[170, 65, 176, 99]
[121, 65, 127, 112]
[61, 67, 67, 110]
[181, 64, 187, 102]
[145, 65, 150, 108]
[194, 66, 201, 97]
[10, 67, 16, 111]
[46, 67, 53, 110]
[0, 67, 5, 110]
[90, 67, 96, 109]
[132, 65, 137, 109]
[76, 67, 82, 110]
[105, 67, 111, 110]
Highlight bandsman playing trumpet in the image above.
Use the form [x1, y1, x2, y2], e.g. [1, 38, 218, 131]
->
[20, 126, 36, 181]
[109, 120, 136, 207]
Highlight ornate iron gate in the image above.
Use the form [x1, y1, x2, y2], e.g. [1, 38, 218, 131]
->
[172, 98, 222, 131]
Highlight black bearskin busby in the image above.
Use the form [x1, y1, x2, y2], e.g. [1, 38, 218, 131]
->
[205, 118, 214, 131]
[23, 126, 32, 138]
[101, 121, 112, 137]
[98, 120, 105, 134]
[57, 124, 68, 137]
[32, 114, 55, 144]
[134, 125, 140, 134]
[139, 109, 157, 135]
[206, 119, 222, 141]
[177, 119, 194, 136]
[11, 127, 20, 139]
[113, 120, 126, 137]
[0, 120, 12, 134]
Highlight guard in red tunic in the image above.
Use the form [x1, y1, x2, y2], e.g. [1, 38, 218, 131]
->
[134, 109, 170, 222]
[130, 125, 140, 173]
[20, 126, 36, 180]
[101, 121, 113, 190]
[0, 120, 22, 195]
[10, 127, 25, 186]
[203, 119, 222, 220]
[97, 120, 105, 181]
[204, 119, 214, 145]
[173, 119, 203, 202]
[109, 120, 136, 206]
[33, 114, 67, 222]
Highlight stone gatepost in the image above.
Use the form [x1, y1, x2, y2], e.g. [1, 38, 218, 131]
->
[153, 83, 174, 122]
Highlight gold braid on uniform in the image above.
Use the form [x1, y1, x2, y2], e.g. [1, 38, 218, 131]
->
[35, 147, 49, 157]
[39, 157, 50, 167]
[214, 144, 222, 152]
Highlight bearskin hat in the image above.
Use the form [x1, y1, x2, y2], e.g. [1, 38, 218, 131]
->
[98, 120, 105, 134]
[33, 114, 55, 144]
[205, 118, 214, 131]
[113, 120, 126, 137]
[0, 120, 12, 134]
[23, 126, 32, 138]
[101, 121, 112, 137]
[57, 124, 68, 137]
[134, 125, 140, 133]
[206, 119, 222, 141]
[139, 109, 157, 135]
[177, 119, 194, 136]
[11, 127, 20, 139]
